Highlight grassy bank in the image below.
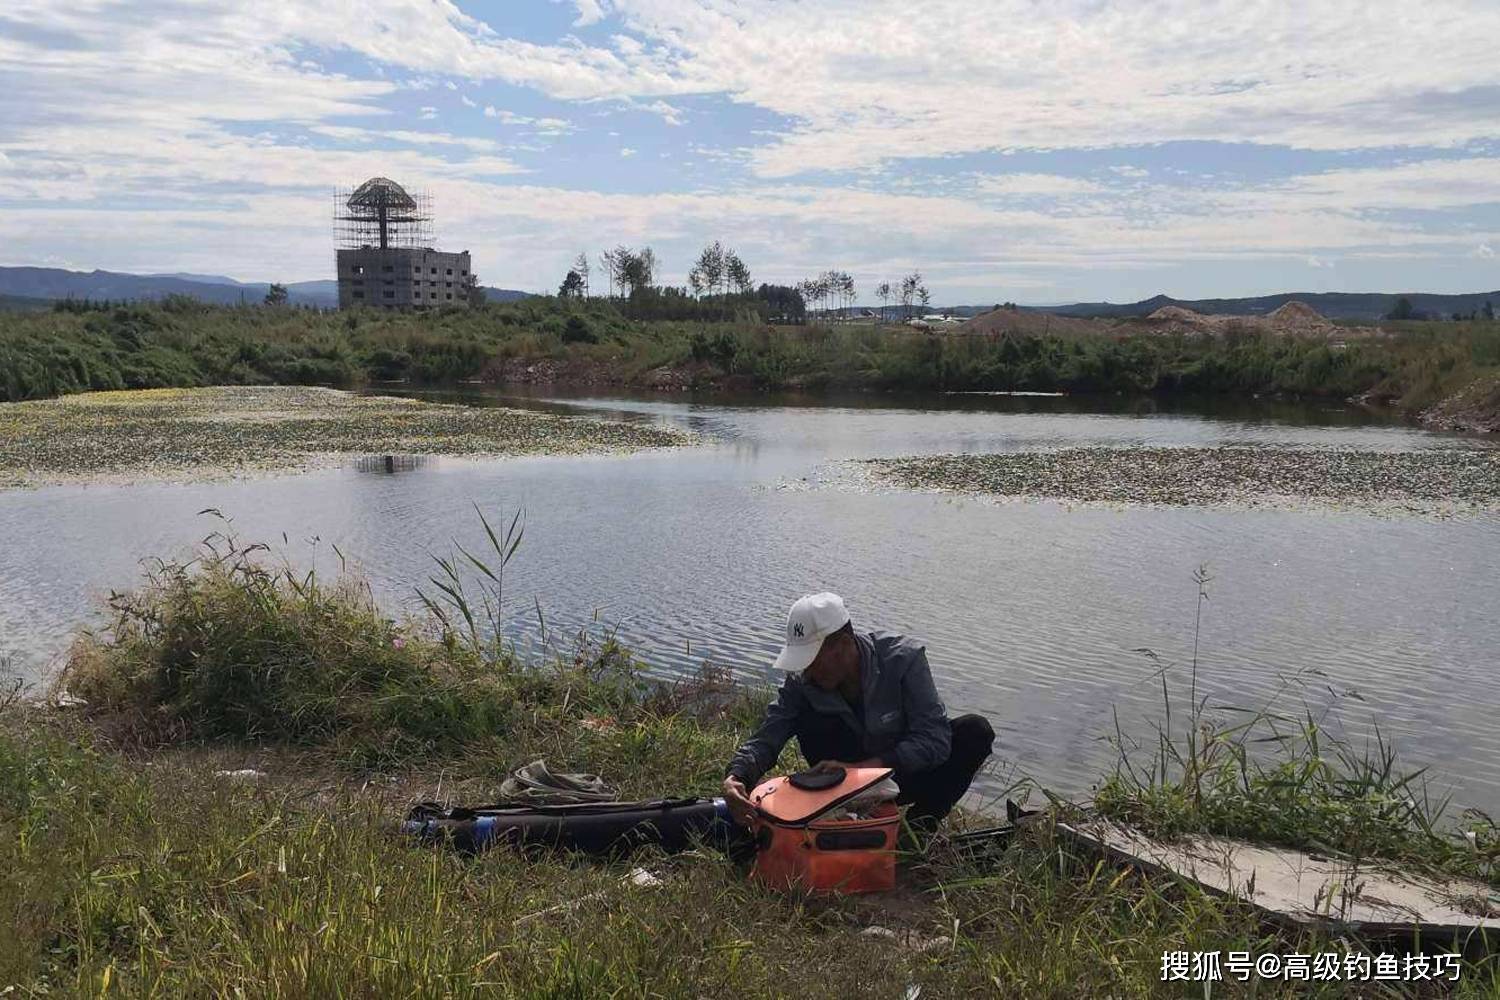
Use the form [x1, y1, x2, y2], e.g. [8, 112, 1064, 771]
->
[0, 386, 689, 488]
[2, 521, 1495, 995]
[4, 298, 1499, 430]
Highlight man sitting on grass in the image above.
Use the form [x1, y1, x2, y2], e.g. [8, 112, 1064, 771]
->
[721, 592, 994, 832]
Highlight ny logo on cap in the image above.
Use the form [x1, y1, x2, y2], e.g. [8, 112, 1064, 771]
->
[792, 622, 804, 638]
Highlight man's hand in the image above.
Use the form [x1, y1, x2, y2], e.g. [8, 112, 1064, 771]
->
[721, 775, 756, 827]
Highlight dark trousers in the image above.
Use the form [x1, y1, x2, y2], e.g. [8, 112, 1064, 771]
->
[796, 714, 995, 825]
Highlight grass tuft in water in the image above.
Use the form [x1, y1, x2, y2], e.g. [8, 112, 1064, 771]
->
[1095, 568, 1499, 887]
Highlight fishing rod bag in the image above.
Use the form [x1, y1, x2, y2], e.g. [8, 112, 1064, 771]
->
[403, 797, 744, 856]
[748, 766, 902, 894]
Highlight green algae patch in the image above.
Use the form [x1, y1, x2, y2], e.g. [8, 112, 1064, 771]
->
[0, 386, 692, 488]
[866, 446, 1500, 514]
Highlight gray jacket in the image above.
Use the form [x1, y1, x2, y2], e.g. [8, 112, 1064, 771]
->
[725, 629, 951, 787]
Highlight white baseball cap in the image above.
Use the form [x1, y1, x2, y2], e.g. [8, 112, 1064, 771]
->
[772, 592, 851, 672]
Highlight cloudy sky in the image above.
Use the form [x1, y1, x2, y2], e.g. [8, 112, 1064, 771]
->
[2, 0, 1498, 303]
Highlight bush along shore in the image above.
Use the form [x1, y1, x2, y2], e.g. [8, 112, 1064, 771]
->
[0, 385, 690, 488]
[3, 297, 1499, 432]
[2, 515, 1495, 996]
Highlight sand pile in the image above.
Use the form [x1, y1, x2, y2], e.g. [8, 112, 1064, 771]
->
[1130, 300, 1379, 339]
[1147, 305, 1209, 324]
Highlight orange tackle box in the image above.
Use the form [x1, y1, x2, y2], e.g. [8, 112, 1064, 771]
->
[749, 766, 901, 895]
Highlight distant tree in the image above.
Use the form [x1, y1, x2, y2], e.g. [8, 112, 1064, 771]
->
[690, 242, 726, 301]
[757, 283, 806, 324]
[917, 285, 931, 313]
[899, 271, 922, 321]
[572, 253, 591, 298]
[726, 253, 752, 296]
[462, 272, 486, 307]
[601, 245, 636, 299]
[1484, 300, 1495, 321]
[264, 283, 288, 306]
[599, 248, 618, 298]
[1387, 296, 1415, 321]
[558, 269, 585, 299]
[876, 281, 892, 323]
[621, 247, 656, 295]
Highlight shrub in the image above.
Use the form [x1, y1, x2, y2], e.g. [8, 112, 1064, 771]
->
[561, 315, 597, 343]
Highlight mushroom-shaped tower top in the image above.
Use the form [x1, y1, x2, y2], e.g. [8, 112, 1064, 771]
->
[347, 176, 416, 211]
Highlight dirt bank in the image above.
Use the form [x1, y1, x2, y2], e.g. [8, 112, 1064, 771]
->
[1420, 372, 1500, 434]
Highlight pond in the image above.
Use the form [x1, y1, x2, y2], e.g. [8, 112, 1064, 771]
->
[2, 387, 1496, 811]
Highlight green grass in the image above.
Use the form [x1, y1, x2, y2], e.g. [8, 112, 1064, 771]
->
[4, 722, 1353, 998]
[5, 299, 1500, 430]
[5, 525, 1497, 995]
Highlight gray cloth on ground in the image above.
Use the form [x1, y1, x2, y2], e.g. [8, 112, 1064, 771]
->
[497, 759, 618, 805]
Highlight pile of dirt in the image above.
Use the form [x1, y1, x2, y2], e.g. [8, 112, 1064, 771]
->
[1147, 305, 1207, 324]
[1421, 372, 1500, 434]
[1267, 300, 1338, 333]
[1127, 300, 1379, 340]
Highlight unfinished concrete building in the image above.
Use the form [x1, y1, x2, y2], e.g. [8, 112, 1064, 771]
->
[334, 177, 472, 309]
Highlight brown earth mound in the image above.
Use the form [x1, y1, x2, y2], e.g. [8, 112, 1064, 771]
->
[1267, 300, 1337, 332]
[1126, 300, 1380, 340]
[1147, 305, 1207, 323]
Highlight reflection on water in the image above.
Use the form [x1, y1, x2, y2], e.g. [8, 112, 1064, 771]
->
[1, 386, 1496, 811]
[353, 454, 431, 475]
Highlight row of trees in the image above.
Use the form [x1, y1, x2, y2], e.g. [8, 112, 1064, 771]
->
[797, 271, 856, 322]
[875, 272, 930, 322]
[556, 245, 939, 326]
[797, 269, 931, 323]
[688, 241, 754, 298]
[1387, 297, 1497, 322]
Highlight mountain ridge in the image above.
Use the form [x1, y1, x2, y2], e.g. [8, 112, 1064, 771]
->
[0, 266, 533, 307]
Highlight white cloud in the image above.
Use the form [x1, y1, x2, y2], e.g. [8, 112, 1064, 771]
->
[419, 106, 438, 119]
[620, 147, 637, 157]
[13, 0, 1491, 182]
[460, 94, 477, 108]
[547, 0, 610, 28]
[637, 99, 684, 125]
[483, 107, 575, 134]
[4, 0, 1500, 298]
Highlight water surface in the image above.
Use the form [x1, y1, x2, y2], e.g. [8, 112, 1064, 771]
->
[2, 388, 1496, 810]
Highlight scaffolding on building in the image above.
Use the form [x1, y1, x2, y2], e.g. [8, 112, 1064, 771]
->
[333, 177, 434, 250]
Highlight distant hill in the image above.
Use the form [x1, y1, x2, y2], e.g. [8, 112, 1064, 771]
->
[0, 266, 533, 308]
[1023, 291, 1500, 323]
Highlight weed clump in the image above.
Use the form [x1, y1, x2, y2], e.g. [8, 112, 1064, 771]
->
[1095, 572, 1499, 886]
[61, 534, 511, 761]
[59, 513, 667, 767]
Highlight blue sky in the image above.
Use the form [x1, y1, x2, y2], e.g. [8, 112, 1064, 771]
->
[1, 0, 1498, 303]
